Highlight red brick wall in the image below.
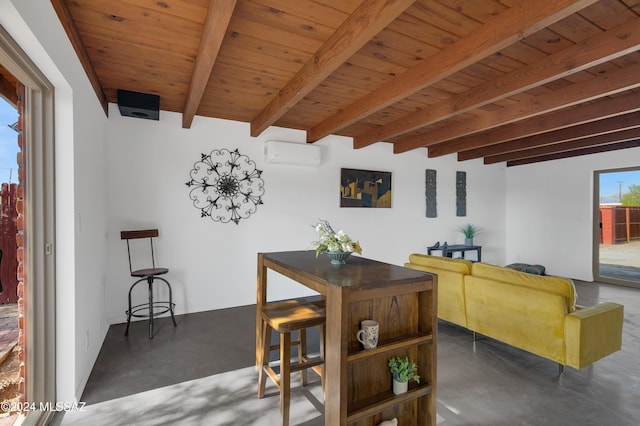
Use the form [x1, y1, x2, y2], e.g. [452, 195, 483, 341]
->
[0, 183, 18, 303]
[15, 83, 26, 403]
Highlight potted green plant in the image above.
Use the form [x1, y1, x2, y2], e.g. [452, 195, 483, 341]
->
[458, 224, 479, 246]
[388, 356, 420, 395]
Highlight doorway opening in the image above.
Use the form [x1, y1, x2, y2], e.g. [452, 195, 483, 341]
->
[1, 24, 56, 425]
[595, 167, 640, 287]
[0, 68, 22, 422]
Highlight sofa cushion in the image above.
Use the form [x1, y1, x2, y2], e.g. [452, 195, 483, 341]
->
[465, 276, 568, 364]
[471, 262, 577, 312]
[407, 254, 472, 274]
[505, 263, 545, 275]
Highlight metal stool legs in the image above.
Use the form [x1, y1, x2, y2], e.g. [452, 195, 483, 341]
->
[125, 276, 177, 339]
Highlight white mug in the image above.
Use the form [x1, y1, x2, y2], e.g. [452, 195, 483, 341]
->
[356, 320, 379, 350]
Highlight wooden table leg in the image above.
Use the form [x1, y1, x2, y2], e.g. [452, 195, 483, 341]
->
[323, 284, 348, 426]
[256, 253, 267, 370]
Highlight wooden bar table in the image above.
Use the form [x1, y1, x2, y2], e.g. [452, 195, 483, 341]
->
[257, 250, 437, 426]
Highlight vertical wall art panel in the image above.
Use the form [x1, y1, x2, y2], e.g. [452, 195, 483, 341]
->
[425, 169, 437, 218]
[456, 171, 467, 217]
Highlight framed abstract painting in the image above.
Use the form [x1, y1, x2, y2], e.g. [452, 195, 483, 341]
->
[340, 168, 392, 208]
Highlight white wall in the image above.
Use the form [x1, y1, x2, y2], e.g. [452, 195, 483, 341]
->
[2, 0, 109, 402]
[505, 147, 640, 281]
[106, 109, 507, 322]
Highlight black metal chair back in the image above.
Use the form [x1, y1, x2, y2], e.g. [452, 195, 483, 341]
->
[120, 229, 161, 276]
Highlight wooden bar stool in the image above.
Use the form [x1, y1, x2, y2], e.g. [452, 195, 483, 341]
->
[258, 299, 325, 426]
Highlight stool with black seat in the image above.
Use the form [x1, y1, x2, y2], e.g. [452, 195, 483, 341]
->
[121, 229, 176, 339]
[258, 298, 325, 426]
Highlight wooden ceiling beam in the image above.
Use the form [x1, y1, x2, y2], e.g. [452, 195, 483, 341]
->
[422, 62, 640, 157]
[397, 64, 640, 156]
[506, 140, 640, 167]
[427, 89, 640, 158]
[360, 17, 640, 149]
[51, 0, 108, 116]
[250, 0, 416, 137]
[458, 111, 640, 161]
[483, 127, 640, 164]
[306, 0, 598, 143]
[182, 0, 237, 129]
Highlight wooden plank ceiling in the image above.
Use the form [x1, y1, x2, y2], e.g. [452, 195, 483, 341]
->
[51, 0, 640, 166]
[0, 65, 18, 107]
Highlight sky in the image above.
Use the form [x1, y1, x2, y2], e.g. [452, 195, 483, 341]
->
[0, 97, 19, 184]
[600, 170, 640, 200]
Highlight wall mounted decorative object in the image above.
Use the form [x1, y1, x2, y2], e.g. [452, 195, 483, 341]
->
[340, 168, 392, 208]
[425, 169, 437, 218]
[456, 171, 466, 217]
[185, 148, 264, 224]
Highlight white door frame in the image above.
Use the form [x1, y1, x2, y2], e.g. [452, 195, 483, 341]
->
[0, 25, 56, 425]
[593, 167, 640, 289]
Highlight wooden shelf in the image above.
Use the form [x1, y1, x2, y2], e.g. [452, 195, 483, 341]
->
[347, 332, 433, 362]
[345, 285, 437, 424]
[259, 251, 437, 425]
[346, 383, 433, 424]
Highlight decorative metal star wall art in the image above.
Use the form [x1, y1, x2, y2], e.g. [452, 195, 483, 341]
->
[185, 148, 264, 225]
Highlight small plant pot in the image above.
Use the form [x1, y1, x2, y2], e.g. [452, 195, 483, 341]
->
[326, 251, 351, 265]
[392, 379, 408, 395]
[465, 238, 473, 246]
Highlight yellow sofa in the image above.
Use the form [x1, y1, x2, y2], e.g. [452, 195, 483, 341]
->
[404, 254, 624, 370]
[403, 254, 472, 328]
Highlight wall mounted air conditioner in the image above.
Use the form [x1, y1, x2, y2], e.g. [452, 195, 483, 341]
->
[264, 140, 321, 167]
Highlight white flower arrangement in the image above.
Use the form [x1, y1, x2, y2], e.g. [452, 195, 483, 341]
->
[310, 219, 363, 257]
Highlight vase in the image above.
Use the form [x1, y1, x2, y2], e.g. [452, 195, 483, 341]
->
[392, 379, 408, 395]
[326, 251, 351, 265]
[465, 238, 473, 246]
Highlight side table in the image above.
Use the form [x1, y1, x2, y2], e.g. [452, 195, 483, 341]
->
[427, 244, 481, 262]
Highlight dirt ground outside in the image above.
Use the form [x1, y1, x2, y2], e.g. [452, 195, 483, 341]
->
[0, 303, 19, 421]
[599, 240, 640, 282]
[0, 347, 20, 417]
[600, 240, 640, 266]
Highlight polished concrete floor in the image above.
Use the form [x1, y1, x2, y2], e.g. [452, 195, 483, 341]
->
[79, 304, 259, 405]
[70, 279, 639, 425]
